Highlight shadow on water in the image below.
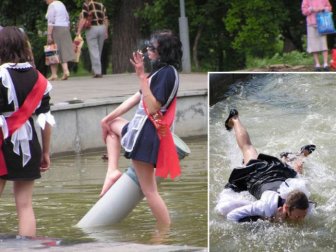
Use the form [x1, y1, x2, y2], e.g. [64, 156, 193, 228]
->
[210, 73, 336, 251]
[0, 137, 207, 249]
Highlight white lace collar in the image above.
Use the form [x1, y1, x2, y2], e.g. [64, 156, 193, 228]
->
[0, 62, 32, 70]
[0, 62, 32, 110]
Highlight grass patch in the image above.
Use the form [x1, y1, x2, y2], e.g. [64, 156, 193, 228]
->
[68, 61, 113, 77]
[246, 51, 313, 69]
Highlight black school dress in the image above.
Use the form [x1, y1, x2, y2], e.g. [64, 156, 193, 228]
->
[225, 154, 297, 199]
[122, 65, 178, 166]
[0, 64, 53, 181]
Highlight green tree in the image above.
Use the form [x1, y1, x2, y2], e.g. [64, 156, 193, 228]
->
[4, 0, 331, 71]
[139, 0, 228, 71]
[225, 0, 289, 58]
[281, 0, 305, 52]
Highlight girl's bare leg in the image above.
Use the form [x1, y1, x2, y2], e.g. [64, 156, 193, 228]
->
[14, 181, 36, 237]
[61, 63, 70, 80]
[100, 117, 128, 197]
[322, 50, 329, 67]
[49, 64, 58, 79]
[313, 52, 321, 68]
[228, 115, 258, 164]
[0, 178, 6, 196]
[133, 160, 171, 226]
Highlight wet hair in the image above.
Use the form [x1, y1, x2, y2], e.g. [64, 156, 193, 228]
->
[150, 29, 182, 70]
[0, 26, 33, 65]
[285, 189, 309, 211]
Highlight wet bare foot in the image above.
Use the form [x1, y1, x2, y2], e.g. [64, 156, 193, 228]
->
[100, 169, 122, 197]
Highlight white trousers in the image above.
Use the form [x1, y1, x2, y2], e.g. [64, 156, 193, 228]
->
[85, 25, 106, 75]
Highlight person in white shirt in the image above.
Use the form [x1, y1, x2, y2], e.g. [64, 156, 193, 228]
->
[45, 0, 75, 80]
[218, 109, 313, 223]
[226, 189, 309, 222]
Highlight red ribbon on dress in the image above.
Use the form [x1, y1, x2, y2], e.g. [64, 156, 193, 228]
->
[143, 97, 181, 179]
[0, 71, 47, 176]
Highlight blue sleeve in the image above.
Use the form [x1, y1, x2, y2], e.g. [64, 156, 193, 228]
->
[149, 66, 177, 106]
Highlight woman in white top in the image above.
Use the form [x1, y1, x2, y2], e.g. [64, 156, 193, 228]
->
[45, 0, 75, 80]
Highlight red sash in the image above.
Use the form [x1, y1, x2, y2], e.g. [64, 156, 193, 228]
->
[143, 97, 181, 179]
[0, 71, 47, 176]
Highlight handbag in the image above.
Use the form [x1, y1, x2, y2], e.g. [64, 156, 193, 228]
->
[73, 35, 84, 63]
[316, 11, 336, 35]
[330, 48, 336, 70]
[44, 44, 60, 65]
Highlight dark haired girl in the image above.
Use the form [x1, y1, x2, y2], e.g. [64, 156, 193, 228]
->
[0, 26, 55, 237]
[100, 30, 182, 226]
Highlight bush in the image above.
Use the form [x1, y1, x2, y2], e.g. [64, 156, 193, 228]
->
[27, 32, 49, 75]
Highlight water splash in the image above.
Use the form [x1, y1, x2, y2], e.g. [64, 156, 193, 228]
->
[210, 73, 336, 251]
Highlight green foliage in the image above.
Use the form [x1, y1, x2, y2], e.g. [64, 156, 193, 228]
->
[137, 0, 179, 35]
[0, 0, 325, 71]
[225, 0, 289, 58]
[138, 0, 232, 70]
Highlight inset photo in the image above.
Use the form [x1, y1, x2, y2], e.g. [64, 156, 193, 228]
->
[209, 73, 336, 251]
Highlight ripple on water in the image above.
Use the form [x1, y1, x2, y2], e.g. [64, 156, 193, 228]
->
[0, 137, 207, 248]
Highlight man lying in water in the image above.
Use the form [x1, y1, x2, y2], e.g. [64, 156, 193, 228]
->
[217, 109, 316, 223]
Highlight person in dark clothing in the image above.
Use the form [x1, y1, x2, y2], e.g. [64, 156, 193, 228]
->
[77, 0, 109, 77]
[217, 109, 313, 223]
[100, 30, 182, 226]
[0, 27, 55, 237]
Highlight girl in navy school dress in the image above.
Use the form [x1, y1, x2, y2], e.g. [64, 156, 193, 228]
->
[100, 30, 182, 226]
[0, 27, 55, 237]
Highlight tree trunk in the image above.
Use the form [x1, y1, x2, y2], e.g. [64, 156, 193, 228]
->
[282, 27, 303, 53]
[111, 0, 143, 73]
[283, 37, 297, 53]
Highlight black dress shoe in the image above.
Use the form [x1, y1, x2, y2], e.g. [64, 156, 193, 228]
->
[225, 109, 239, 131]
[300, 144, 316, 155]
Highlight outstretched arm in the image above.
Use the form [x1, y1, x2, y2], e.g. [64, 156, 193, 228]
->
[102, 92, 140, 124]
[227, 191, 279, 222]
[101, 92, 141, 142]
[227, 200, 267, 222]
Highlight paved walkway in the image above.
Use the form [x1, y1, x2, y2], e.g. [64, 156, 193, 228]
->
[49, 73, 207, 105]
